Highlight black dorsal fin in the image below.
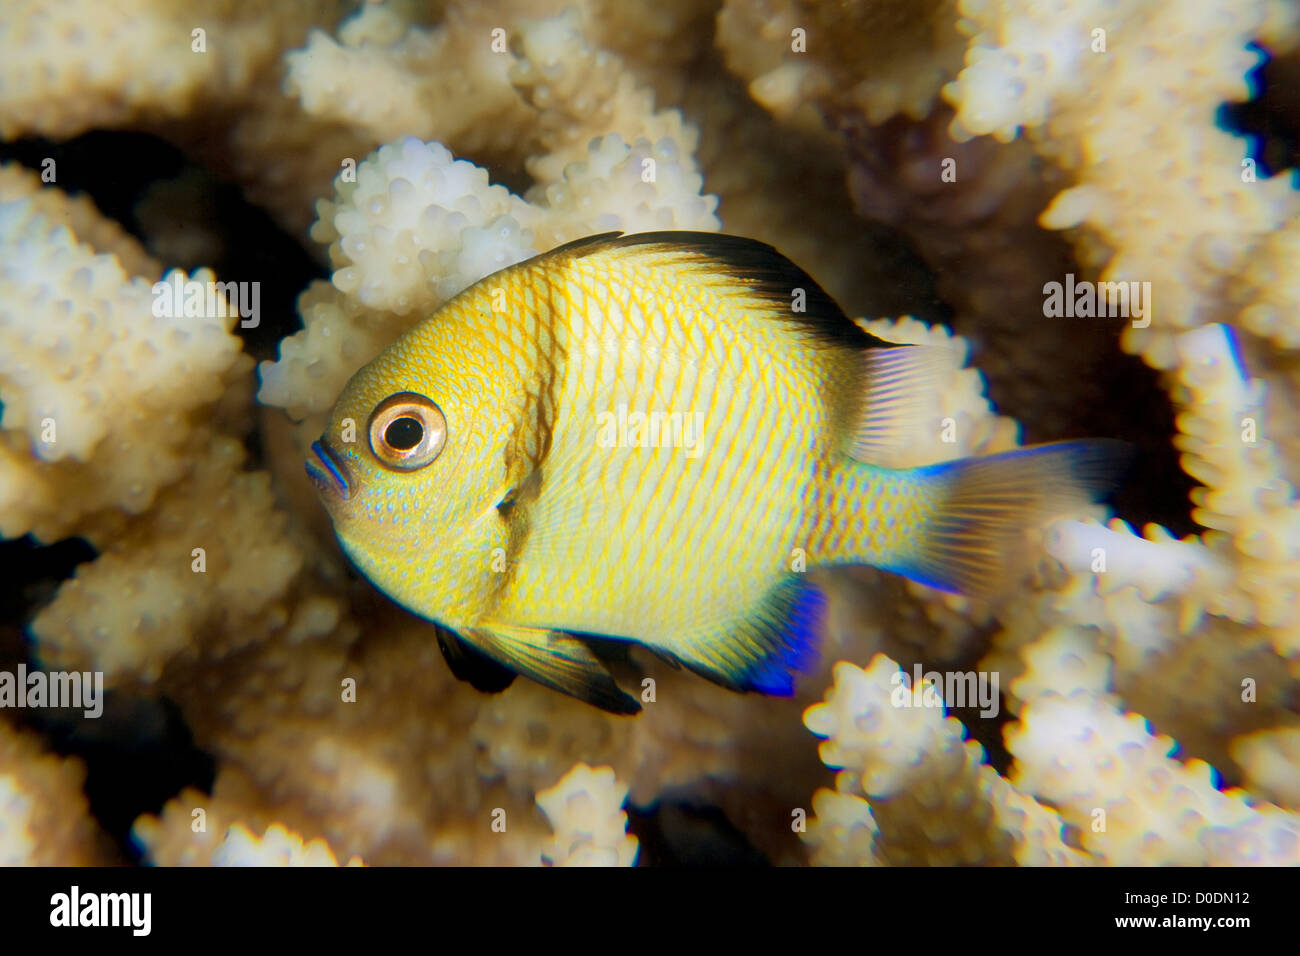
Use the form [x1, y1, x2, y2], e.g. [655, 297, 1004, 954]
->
[545, 230, 894, 351]
[543, 231, 626, 258]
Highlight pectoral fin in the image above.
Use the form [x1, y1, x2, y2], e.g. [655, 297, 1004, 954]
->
[464, 623, 642, 715]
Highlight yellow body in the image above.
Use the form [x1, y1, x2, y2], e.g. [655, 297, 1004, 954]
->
[310, 233, 1123, 711]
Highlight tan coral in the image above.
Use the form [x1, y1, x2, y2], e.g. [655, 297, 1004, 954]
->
[0, 722, 109, 865]
[211, 823, 363, 866]
[134, 787, 362, 866]
[509, 8, 700, 186]
[469, 652, 832, 866]
[0, 184, 248, 542]
[963, 313, 1300, 783]
[220, 80, 378, 242]
[285, 1, 535, 162]
[945, 0, 1300, 369]
[1008, 690, 1300, 865]
[987, 519, 1290, 778]
[1231, 727, 1300, 809]
[30, 436, 304, 684]
[143, 603, 559, 866]
[802, 788, 883, 866]
[0, 0, 347, 143]
[536, 763, 638, 866]
[803, 654, 1300, 866]
[0, 165, 294, 685]
[1171, 324, 1300, 655]
[802, 657, 1088, 865]
[0, 0, 354, 241]
[0, 163, 161, 279]
[133, 786, 237, 867]
[265, 0, 714, 239]
[308, 137, 539, 318]
[282, 0, 715, 167]
[716, 0, 966, 126]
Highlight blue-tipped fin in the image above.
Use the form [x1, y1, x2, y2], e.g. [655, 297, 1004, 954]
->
[665, 577, 825, 696]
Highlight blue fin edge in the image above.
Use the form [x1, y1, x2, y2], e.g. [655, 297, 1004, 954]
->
[735, 577, 826, 696]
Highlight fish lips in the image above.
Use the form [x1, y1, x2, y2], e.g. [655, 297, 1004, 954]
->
[306, 439, 353, 500]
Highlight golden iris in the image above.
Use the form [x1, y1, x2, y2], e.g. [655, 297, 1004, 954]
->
[368, 392, 446, 470]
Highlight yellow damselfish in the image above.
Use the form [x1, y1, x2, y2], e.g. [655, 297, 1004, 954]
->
[307, 232, 1126, 713]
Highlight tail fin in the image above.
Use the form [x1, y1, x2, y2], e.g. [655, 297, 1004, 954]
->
[889, 439, 1131, 596]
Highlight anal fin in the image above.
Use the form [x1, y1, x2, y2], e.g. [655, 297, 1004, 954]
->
[465, 623, 641, 715]
[669, 577, 824, 696]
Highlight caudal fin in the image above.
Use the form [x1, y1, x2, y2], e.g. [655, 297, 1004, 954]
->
[890, 439, 1131, 595]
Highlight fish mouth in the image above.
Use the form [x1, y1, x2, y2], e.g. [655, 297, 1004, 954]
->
[306, 439, 353, 500]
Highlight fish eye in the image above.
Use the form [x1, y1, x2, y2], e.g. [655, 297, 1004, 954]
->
[368, 392, 447, 470]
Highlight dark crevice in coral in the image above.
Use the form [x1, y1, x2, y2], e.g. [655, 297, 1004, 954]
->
[0, 538, 216, 864]
[626, 801, 770, 866]
[482, 159, 535, 199]
[1220, 43, 1300, 181]
[0, 130, 326, 360]
[1080, 352, 1198, 539]
[0, 131, 189, 240]
[0, 535, 98, 630]
[943, 622, 1015, 777]
[20, 694, 216, 864]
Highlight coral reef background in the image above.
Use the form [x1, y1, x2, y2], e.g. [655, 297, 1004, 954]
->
[1, 0, 1299, 865]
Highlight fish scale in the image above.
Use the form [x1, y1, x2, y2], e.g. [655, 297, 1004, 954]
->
[308, 232, 1128, 712]
[500, 252, 835, 655]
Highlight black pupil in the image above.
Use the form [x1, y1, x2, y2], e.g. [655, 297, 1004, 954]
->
[385, 417, 423, 450]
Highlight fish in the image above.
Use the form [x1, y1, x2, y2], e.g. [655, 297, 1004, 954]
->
[306, 231, 1127, 714]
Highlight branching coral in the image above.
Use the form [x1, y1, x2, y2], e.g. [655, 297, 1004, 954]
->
[803, 657, 1089, 866]
[0, 164, 249, 544]
[243, 0, 713, 239]
[717, 0, 966, 126]
[209, 823, 364, 866]
[134, 789, 364, 866]
[283, 0, 714, 170]
[944, 0, 1300, 369]
[536, 763, 638, 866]
[1009, 690, 1300, 865]
[31, 438, 304, 683]
[0, 722, 109, 865]
[0, 0, 343, 141]
[0, 164, 162, 279]
[803, 656, 1300, 865]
